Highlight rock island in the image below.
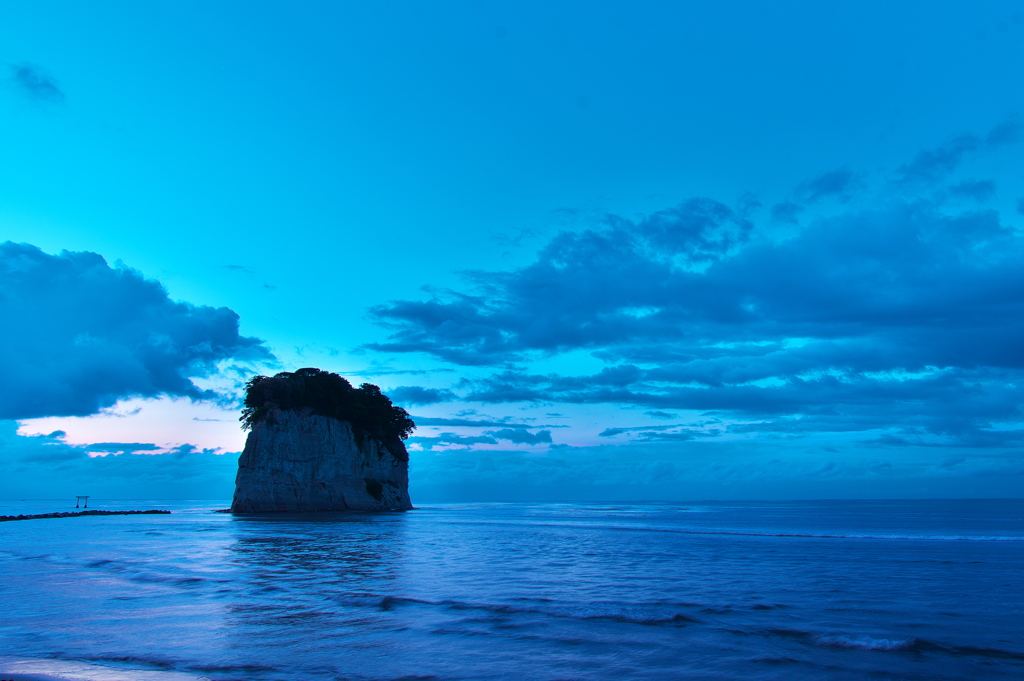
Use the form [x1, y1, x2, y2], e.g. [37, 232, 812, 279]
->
[230, 368, 414, 513]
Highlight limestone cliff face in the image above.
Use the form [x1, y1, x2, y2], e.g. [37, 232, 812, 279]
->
[230, 409, 412, 512]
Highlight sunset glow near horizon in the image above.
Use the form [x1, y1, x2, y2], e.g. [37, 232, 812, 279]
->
[3, 1, 1024, 500]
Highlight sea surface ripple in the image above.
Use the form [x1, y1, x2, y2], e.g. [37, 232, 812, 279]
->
[0, 499, 1021, 680]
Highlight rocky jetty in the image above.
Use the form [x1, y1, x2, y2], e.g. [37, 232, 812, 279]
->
[0, 510, 171, 522]
[230, 368, 414, 513]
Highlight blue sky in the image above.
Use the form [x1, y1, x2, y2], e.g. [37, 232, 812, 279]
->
[3, 1, 1024, 500]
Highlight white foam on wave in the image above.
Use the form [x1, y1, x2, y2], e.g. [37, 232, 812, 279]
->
[0, 656, 212, 681]
[814, 635, 916, 651]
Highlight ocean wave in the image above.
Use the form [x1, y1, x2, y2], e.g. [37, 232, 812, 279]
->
[814, 635, 916, 651]
[187, 662, 278, 673]
[767, 629, 1024, 660]
[332, 594, 431, 610]
[438, 518, 1023, 542]
[0, 655, 212, 681]
[767, 628, 914, 650]
[443, 598, 702, 626]
[330, 593, 701, 627]
[89, 654, 180, 670]
[79, 557, 213, 588]
[627, 527, 1024, 542]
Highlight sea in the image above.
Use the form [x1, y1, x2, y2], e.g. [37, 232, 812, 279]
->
[0, 499, 1021, 681]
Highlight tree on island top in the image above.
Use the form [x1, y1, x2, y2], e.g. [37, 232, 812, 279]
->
[240, 368, 415, 442]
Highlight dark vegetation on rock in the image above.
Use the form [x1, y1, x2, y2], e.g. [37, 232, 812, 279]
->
[240, 368, 416, 442]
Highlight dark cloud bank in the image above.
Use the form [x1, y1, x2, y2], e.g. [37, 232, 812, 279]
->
[0, 243, 273, 498]
[371, 121, 1024, 451]
[0, 242, 271, 420]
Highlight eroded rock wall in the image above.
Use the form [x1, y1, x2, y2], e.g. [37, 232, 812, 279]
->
[230, 409, 412, 512]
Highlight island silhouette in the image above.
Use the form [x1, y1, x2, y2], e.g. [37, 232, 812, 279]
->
[231, 368, 415, 513]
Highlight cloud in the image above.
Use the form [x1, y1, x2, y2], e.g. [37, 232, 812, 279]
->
[631, 429, 723, 442]
[408, 437, 1024, 502]
[599, 424, 683, 437]
[407, 432, 498, 451]
[408, 427, 553, 450]
[794, 168, 860, 203]
[947, 179, 996, 202]
[597, 424, 719, 441]
[5, 417, 1016, 502]
[485, 429, 552, 445]
[222, 263, 277, 291]
[85, 442, 162, 455]
[634, 198, 753, 263]
[0, 421, 236, 499]
[644, 411, 675, 420]
[771, 201, 803, 223]
[413, 416, 560, 429]
[366, 123, 1024, 449]
[895, 120, 1019, 184]
[0, 242, 273, 420]
[8, 62, 64, 102]
[388, 385, 459, 405]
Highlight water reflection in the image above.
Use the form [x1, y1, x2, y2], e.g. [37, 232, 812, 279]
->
[223, 513, 409, 637]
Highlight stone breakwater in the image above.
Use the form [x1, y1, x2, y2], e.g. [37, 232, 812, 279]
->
[0, 510, 171, 522]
